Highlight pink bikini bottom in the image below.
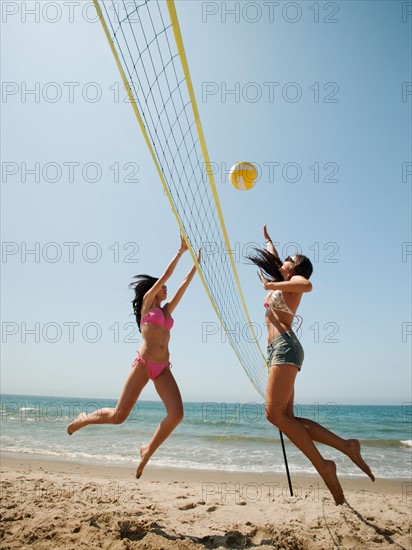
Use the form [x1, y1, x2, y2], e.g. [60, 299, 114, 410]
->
[132, 352, 171, 380]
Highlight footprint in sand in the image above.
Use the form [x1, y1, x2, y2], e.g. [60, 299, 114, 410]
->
[176, 495, 188, 499]
[207, 505, 217, 512]
[178, 502, 197, 511]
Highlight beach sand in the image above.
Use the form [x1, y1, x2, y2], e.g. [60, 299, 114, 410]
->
[1, 455, 411, 549]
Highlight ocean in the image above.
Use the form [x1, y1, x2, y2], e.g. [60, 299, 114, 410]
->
[1, 395, 411, 479]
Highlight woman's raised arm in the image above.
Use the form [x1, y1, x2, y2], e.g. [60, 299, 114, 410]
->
[143, 235, 188, 306]
[263, 224, 280, 259]
[167, 249, 201, 313]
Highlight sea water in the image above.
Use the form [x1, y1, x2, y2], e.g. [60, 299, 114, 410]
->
[1, 395, 411, 479]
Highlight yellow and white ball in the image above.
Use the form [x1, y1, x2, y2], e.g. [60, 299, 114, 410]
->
[229, 162, 258, 191]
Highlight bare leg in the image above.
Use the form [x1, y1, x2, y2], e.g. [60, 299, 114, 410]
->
[266, 365, 345, 505]
[67, 363, 149, 435]
[296, 416, 375, 481]
[136, 368, 183, 479]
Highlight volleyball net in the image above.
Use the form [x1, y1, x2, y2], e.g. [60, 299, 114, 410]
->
[93, 0, 268, 398]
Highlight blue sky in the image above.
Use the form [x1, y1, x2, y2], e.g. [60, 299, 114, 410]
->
[1, 0, 411, 405]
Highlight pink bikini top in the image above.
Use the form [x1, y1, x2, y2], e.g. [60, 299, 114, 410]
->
[141, 307, 174, 331]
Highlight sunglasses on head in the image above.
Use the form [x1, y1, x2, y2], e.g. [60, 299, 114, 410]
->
[284, 256, 296, 264]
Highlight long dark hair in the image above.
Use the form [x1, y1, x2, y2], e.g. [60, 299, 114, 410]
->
[290, 254, 313, 280]
[247, 249, 313, 281]
[247, 248, 284, 281]
[129, 274, 158, 331]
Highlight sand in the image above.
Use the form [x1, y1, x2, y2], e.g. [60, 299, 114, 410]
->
[0, 455, 411, 549]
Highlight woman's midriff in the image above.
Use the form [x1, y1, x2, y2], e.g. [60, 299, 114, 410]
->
[139, 325, 170, 363]
[265, 311, 294, 344]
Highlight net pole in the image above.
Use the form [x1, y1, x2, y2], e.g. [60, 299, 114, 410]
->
[279, 430, 293, 496]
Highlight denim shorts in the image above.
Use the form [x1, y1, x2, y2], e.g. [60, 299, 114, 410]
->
[267, 331, 304, 371]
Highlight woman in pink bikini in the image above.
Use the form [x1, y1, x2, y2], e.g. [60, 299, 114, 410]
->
[67, 235, 200, 478]
[249, 225, 374, 505]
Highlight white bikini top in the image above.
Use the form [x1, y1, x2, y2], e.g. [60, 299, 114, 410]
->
[264, 290, 294, 316]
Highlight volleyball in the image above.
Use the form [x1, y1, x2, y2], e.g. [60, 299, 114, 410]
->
[229, 162, 258, 191]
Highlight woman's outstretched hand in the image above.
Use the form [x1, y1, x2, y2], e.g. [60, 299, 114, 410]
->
[179, 234, 188, 254]
[263, 224, 271, 242]
[259, 269, 271, 290]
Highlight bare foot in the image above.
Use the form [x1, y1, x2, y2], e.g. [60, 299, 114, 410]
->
[67, 412, 87, 435]
[319, 460, 345, 506]
[345, 439, 375, 481]
[136, 444, 149, 479]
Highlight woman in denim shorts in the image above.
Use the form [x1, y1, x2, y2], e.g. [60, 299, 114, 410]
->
[248, 225, 375, 505]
